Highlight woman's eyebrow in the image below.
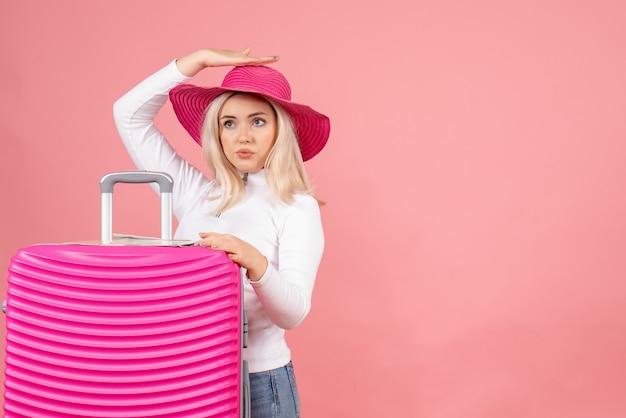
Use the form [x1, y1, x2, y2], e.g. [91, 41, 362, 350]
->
[248, 111, 269, 117]
[220, 111, 269, 119]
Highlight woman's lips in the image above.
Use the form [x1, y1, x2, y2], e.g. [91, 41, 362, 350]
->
[236, 150, 253, 158]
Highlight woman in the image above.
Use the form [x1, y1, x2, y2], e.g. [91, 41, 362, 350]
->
[113, 47, 330, 417]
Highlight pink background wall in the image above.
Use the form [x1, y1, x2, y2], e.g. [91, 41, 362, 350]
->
[2, 0, 625, 416]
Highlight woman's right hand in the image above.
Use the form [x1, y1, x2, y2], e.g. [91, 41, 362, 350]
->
[176, 47, 279, 77]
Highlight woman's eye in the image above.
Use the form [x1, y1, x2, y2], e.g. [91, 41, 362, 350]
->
[252, 118, 266, 126]
[224, 120, 235, 128]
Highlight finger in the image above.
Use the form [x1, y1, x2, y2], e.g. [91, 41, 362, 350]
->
[194, 238, 219, 249]
[195, 232, 213, 246]
[255, 55, 279, 62]
[242, 56, 279, 67]
[241, 46, 252, 56]
[261, 55, 279, 63]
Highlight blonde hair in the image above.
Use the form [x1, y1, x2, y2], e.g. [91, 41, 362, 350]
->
[201, 92, 315, 215]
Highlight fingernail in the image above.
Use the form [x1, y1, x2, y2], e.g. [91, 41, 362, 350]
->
[211, 244, 218, 249]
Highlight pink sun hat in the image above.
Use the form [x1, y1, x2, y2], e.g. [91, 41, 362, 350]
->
[169, 65, 330, 161]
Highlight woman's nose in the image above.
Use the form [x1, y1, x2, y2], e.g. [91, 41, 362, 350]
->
[239, 126, 251, 143]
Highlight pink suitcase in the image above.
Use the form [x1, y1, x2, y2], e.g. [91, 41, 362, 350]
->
[3, 172, 249, 417]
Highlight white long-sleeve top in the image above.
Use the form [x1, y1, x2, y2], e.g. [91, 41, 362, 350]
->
[113, 60, 324, 373]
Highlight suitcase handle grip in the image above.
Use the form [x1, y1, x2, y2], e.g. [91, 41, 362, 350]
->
[100, 171, 174, 193]
[100, 171, 174, 244]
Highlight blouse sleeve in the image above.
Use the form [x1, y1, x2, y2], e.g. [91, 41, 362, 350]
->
[250, 196, 325, 330]
[112, 60, 209, 219]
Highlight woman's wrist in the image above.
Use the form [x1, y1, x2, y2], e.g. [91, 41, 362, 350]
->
[175, 50, 208, 77]
[247, 256, 269, 282]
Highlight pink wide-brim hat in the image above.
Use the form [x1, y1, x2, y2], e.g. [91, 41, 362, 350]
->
[169, 65, 330, 161]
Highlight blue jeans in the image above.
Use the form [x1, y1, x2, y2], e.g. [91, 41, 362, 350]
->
[249, 361, 301, 418]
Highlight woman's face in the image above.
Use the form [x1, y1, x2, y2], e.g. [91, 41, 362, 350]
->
[218, 93, 277, 173]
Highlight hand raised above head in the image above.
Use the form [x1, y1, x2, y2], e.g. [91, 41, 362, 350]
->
[207, 46, 279, 67]
[176, 47, 279, 77]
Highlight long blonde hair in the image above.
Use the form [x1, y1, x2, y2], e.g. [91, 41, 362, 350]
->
[201, 92, 315, 215]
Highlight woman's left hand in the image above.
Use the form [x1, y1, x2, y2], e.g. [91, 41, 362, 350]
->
[197, 232, 268, 281]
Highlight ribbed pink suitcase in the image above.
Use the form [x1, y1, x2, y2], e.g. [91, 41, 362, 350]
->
[3, 172, 249, 418]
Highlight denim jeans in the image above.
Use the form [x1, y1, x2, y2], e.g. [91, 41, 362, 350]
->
[249, 361, 301, 418]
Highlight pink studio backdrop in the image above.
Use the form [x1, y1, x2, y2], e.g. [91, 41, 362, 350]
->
[1, 1, 625, 417]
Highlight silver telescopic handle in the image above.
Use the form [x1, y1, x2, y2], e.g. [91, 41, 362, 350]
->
[100, 171, 174, 244]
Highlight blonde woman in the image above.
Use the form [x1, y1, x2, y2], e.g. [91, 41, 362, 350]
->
[114, 47, 330, 417]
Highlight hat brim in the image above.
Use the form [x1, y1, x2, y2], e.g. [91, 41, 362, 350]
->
[169, 84, 330, 161]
